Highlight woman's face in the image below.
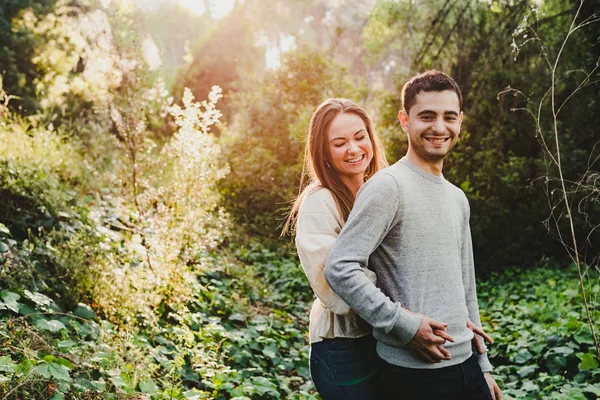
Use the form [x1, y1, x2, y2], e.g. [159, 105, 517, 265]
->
[326, 112, 373, 182]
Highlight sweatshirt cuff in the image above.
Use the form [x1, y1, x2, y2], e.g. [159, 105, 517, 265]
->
[478, 353, 493, 373]
[390, 308, 423, 345]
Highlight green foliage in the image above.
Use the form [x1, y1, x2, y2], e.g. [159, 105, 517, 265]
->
[0, 0, 57, 113]
[479, 266, 600, 399]
[2, 0, 600, 398]
[220, 46, 366, 238]
[0, 244, 319, 399]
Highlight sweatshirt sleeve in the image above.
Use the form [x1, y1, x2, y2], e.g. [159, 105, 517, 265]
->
[324, 173, 423, 344]
[461, 200, 493, 373]
[296, 189, 351, 315]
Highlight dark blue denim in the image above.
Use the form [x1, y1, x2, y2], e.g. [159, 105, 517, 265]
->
[378, 353, 493, 400]
[310, 334, 380, 400]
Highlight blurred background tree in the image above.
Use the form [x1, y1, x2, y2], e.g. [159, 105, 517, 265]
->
[1, 0, 598, 397]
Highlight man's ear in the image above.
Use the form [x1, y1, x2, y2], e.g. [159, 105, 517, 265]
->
[398, 109, 409, 132]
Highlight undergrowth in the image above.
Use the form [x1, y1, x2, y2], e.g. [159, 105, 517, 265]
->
[2, 242, 599, 399]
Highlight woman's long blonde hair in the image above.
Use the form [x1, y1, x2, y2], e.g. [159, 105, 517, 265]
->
[282, 98, 388, 235]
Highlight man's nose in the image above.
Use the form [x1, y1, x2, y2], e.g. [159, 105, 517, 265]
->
[432, 118, 445, 133]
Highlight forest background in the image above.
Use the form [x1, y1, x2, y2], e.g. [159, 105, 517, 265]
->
[0, 0, 599, 399]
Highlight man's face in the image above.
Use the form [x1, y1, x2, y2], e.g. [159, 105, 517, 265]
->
[398, 90, 463, 164]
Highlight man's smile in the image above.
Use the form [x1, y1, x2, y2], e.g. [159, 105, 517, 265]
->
[424, 136, 450, 144]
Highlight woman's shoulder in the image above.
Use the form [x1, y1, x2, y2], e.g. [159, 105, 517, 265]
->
[300, 187, 338, 214]
[303, 186, 336, 205]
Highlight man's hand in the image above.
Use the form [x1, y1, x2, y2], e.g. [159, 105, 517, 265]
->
[409, 316, 455, 363]
[467, 319, 493, 355]
[484, 372, 502, 400]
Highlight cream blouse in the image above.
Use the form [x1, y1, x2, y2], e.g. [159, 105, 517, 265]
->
[295, 187, 375, 343]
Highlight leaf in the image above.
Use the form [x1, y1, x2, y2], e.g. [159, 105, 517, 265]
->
[48, 363, 71, 382]
[24, 290, 53, 306]
[513, 349, 533, 364]
[73, 376, 94, 391]
[33, 364, 51, 379]
[73, 303, 96, 320]
[17, 359, 35, 374]
[0, 242, 8, 253]
[35, 318, 66, 332]
[553, 346, 575, 356]
[229, 313, 247, 322]
[57, 340, 76, 351]
[139, 378, 159, 394]
[49, 390, 65, 400]
[0, 291, 21, 313]
[251, 376, 278, 396]
[583, 385, 600, 396]
[262, 344, 280, 359]
[183, 389, 210, 399]
[91, 377, 106, 390]
[574, 331, 594, 345]
[0, 223, 11, 236]
[518, 365, 536, 378]
[0, 356, 16, 373]
[181, 365, 199, 382]
[54, 358, 74, 369]
[579, 353, 599, 371]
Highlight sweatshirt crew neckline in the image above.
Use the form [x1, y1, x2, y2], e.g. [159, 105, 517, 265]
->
[398, 157, 445, 184]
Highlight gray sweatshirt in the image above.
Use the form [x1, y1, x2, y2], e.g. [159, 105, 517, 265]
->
[324, 157, 492, 372]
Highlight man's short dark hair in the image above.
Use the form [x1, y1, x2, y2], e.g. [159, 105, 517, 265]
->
[401, 70, 463, 114]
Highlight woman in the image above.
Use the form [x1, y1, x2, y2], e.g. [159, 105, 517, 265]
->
[283, 98, 388, 399]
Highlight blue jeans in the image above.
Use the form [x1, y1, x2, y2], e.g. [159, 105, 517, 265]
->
[309, 334, 380, 400]
[378, 353, 493, 400]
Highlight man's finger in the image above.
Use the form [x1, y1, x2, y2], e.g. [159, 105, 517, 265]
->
[471, 324, 493, 344]
[473, 336, 484, 354]
[495, 385, 503, 400]
[429, 333, 446, 344]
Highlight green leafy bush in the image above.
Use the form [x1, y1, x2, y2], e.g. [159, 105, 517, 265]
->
[480, 266, 600, 399]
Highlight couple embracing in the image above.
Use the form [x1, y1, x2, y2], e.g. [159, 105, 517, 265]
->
[285, 71, 503, 400]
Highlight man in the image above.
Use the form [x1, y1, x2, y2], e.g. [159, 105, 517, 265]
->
[324, 70, 502, 399]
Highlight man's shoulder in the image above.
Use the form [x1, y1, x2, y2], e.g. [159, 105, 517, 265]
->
[444, 180, 469, 201]
[361, 165, 403, 195]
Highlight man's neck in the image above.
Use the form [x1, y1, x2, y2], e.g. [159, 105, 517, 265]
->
[405, 151, 444, 176]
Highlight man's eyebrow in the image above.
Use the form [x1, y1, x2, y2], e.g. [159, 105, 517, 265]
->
[444, 111, 460, 116]
[415, 110, 459, 116]
[329, 129, 366, 142]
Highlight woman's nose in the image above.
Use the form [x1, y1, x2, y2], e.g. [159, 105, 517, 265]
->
[347, 141, 359, 154]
